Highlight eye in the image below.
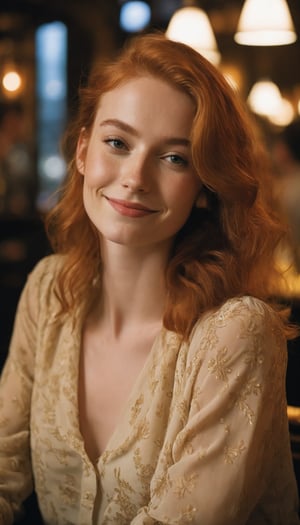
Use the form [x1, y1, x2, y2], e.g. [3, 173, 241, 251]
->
[163, 153, 188, 167]
[105, 138, 127, 150]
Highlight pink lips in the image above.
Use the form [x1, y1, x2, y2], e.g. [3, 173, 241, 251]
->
[104, 196, 157, 218]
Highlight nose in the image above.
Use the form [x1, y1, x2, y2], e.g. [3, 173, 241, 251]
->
[120, 155, 151, 193]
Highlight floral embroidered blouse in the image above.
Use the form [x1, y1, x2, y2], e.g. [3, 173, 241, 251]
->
[0, 255, 299, 525]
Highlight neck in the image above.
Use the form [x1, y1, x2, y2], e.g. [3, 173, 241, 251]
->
[95, 239, 171, 336]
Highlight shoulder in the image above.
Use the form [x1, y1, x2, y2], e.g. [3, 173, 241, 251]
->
[27, 253, 64, 290]
[7, 255, 66, 350]
[188, 296, 286, 368]
[28, 253, 64, 278]
[193, 296, 283, 337]
[19, 254, 65, 316]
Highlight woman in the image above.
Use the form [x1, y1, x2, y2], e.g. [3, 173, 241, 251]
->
[0, 33, 299, 525]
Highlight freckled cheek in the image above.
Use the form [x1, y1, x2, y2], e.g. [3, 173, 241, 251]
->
[83, 155, 112, 189]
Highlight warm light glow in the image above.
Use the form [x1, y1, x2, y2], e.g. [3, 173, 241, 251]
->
[270, 98, 294, 126]
[2, 70, 22, 93]
[247, 80, 294, 126]
[220, 63, 244, 92]
[234, 0, 297, 46]
[166, 7, 221, 65]
[248, 80, 282, 116]
[223, 74, 239, 91]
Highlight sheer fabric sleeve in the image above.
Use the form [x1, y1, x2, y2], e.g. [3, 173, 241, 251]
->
[130, 298, 294, 525]
[0, 261, 44, 525]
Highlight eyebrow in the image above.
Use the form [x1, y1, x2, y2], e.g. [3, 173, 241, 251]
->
[99, 118, 191, 147]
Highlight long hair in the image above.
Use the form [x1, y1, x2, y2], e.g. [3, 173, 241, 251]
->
[46, 32, 291, 339]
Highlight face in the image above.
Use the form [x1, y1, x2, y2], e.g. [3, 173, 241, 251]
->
[76, 75, 202, 251]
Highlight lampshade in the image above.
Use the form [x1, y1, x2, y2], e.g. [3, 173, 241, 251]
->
[247, 79, 294, 126]
[234, 0, 297, 46]
[271, 98, 294, 126]
[248, 80, 282, 116]
[166, 7, 221, 65]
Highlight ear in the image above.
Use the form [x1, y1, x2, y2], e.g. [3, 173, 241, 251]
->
[76, 127, 88, 176]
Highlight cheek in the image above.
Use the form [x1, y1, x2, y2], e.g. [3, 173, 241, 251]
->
[82, 181, 94, 216]
[82, 181, 103, 227]
[82, 169, 102, 214]
[167, 177, 200, 211]
[83, 153, 109, 188]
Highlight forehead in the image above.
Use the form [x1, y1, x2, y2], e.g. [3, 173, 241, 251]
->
[94, 75, 195, 128]
[101, 74, 190, 99]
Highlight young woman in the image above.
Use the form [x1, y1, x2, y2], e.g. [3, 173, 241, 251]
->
[0, 33, 299, 525]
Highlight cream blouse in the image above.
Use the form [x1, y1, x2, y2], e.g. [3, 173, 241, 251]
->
[0, 255, 299, 525]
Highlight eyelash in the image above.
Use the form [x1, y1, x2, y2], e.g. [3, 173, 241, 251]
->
[104, 137, 128, 150]
[104, 138, 189, 168]
[163, 153, 188, 167]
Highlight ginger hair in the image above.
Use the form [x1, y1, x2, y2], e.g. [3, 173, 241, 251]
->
[46, 33, 291, 339]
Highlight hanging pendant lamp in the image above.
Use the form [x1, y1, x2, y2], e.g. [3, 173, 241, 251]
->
[234, 0, 297, 46]
[247, 79, 294, 125]
[166, 5, 221, 65]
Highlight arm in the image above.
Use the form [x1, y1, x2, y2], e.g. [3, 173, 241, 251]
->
[131, 298, 291, 524]
[0, 261, 44, 524]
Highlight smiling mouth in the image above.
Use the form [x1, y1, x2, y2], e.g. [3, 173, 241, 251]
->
[104, 196, 158, 218]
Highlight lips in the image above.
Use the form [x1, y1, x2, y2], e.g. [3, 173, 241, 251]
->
[104, 196, 158, 218]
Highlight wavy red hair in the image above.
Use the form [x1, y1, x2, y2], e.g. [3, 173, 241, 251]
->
[46, 32, 291, 339]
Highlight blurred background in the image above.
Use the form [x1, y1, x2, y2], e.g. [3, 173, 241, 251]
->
[1, 0, 300, 468]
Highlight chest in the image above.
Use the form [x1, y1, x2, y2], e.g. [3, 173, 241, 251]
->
[30, 321, 186, 523]
[78, 326, 158, 461]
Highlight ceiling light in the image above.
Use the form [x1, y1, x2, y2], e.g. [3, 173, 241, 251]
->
[2, 70, 22, 93]
[234, 0, 297, 46]
[166, 6, 221, 65]
[248, 80, 283, 116]
[270, 98, 294, 126]
[247, 79, 295, 126]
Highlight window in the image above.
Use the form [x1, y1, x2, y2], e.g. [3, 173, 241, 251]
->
[35, 21, 67, 210]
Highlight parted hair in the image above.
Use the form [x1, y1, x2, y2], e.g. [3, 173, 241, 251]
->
[46, 32, 290, 339]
